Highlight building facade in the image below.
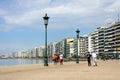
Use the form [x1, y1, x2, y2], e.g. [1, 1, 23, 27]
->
[74, 36, 88, 57]
[89, 22, 120, 57]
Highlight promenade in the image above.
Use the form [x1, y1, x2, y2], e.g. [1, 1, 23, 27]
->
[0, 60, 120, 80]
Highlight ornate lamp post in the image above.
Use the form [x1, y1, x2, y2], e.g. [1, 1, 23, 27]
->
[76, 28, 80, 63]
[43, 14, 49, 66]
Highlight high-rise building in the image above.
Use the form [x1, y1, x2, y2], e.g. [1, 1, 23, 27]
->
[89, 22, 120, 56]
[74, 36, 88, 57]
[88, 30, 99, 54]
[104, 22, 120, 54]
[48, 42, 57, 57]
[55, 38, 74, 58]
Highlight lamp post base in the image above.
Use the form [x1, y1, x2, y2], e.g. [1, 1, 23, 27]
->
[44, 64, 48, 66]
[76, 61, 79, 63]
[44, 58, 48, 66]
[76, 57, 79, 63]
[76, 60, 79, 63]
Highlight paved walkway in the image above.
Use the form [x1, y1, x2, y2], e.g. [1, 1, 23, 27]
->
[0, 60, 120, 80]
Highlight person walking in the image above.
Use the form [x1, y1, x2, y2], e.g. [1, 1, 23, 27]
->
[92, 51, 97, 66]
[52, 54, 58, 65]
[59, 53, 63, 65]
[86, 52, 92, 66]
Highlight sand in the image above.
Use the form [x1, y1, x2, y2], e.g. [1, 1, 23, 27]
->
[0, 60, 120, 80]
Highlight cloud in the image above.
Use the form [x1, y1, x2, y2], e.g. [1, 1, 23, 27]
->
[4, 10, 41, 25]
[0, 9, 6, 16]
[0, 0, 120, 32]
[0, 24, 13, 32]
[13, 0, 50, 9]
[43, 0, 101, 15]
[104, 0, 120, 12]
[42, 5, 86, 15]
[105, 18, 115, 23]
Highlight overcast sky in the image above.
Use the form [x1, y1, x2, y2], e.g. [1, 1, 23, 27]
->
[0, 0, 120, 55]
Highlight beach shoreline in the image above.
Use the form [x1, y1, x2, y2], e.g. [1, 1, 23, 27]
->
[0, 60, 120, 80]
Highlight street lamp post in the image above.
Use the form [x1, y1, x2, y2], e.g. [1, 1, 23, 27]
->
[76, 28, 80, 63]
[43, 14, 49, 66]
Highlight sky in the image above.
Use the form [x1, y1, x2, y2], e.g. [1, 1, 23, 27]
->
[0, 0, 120, 55]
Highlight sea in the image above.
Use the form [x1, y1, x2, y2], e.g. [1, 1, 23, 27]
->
[0, 58, 52, 66]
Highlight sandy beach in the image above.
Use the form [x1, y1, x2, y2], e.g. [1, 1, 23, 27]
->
[0, 60, 120, 80]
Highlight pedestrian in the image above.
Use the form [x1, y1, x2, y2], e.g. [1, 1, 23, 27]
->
[52, 54, 58, 65]
[86, 52, 91, 66]
[91, 51, 97, 66]
[59, 53, 63, 65]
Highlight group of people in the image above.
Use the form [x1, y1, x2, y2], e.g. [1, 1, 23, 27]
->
[52, 53, 63, 65]
[52, 51, 97, 66]
[86, 51, 97, 67]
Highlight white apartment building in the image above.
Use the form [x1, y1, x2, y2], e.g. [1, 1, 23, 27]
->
[89, 30, 99, 54]
[12, 50, 27, 58]
[89, 22, 120, 57]
[78, 36, 88, 57]
[48, 42, 57, 57]
[13, 22, 120, 59]
[38, 46, 45, 57]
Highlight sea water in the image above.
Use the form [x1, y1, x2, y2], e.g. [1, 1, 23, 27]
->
[0, 58, 45, 66]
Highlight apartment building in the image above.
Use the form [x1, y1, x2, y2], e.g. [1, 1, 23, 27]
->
[12, 50, 27, 58]
[115, 22, 120, 53]
[12, 46, 45, 58]
[76, 36, 88, 57]
[47, 37, 88, 58]
[55, 38, 74, 58]
[12, 36, 89, 59]
[13, 22, 120, 59]
[104, 22, 120, 54]
[90, 22, 120, 56]
[48, 42, 57, 57]
[65, 38, 74, 58]
[88, 30, 99, 54]
[38, 46, 45, 58]
[26, 46, 45, 58]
